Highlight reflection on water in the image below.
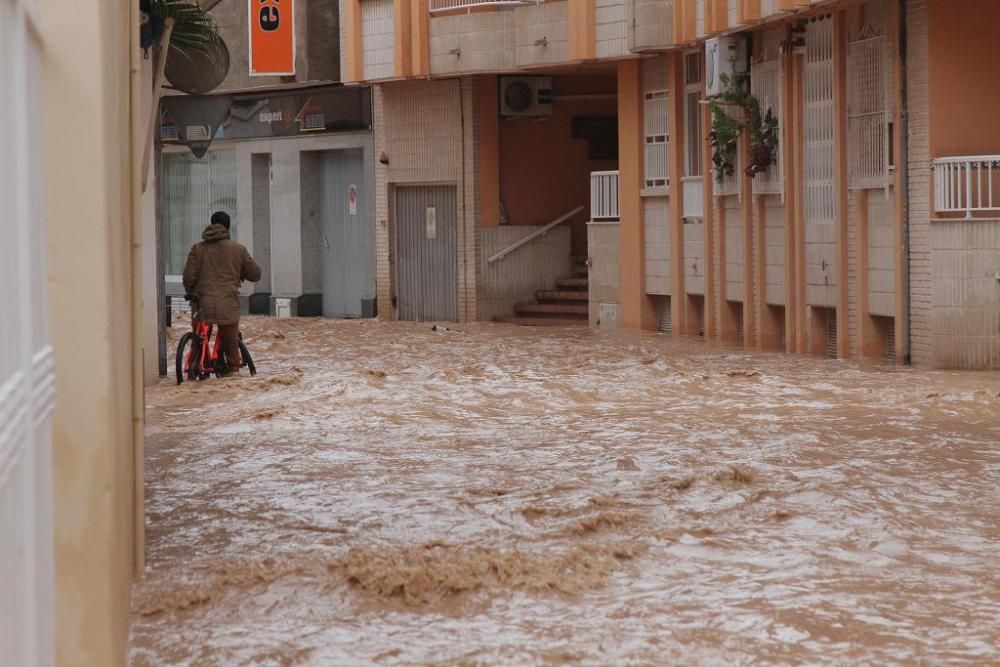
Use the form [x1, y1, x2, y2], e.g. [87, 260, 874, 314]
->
[130, 317, 1000, 665]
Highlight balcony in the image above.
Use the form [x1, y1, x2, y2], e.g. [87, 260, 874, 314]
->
[933, 156, 1000, 219]
[591, 170, 620, 221]
[429, 0, 536, 13]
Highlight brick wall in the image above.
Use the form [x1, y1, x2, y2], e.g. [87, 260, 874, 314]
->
[373, 78, 479, 322]
[930, 220, 1000, 369]
[906, 0, 932, 365]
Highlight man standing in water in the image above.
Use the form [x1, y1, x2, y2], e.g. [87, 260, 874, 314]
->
[183, 211, 262, 376]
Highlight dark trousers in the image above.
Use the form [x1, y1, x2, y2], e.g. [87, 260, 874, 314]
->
[218, 323, 242, 370]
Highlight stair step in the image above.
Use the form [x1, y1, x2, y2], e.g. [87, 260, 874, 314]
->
[494, 316, 588, 327]
[556, 278, 589, 289]
[537, 290, 588, 302]
[574, 264, 589, 276]
[514, 303, 588, 316]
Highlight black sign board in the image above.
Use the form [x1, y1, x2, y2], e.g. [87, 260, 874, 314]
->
[161, 86, 372, 155]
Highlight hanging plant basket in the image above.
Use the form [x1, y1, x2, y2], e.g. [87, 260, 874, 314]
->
[707, 72, 779, 185]
[716, 100, 747, 124]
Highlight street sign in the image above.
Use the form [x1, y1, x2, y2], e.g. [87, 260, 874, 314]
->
[249, 0, 295, 76]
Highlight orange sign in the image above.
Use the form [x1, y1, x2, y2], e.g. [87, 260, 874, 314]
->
[249, 0, 295, 76]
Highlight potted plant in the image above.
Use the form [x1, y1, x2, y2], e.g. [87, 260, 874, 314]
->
[706, 72, 780, 184]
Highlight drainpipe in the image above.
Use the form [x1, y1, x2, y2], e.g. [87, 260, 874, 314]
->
[129, 0, 149, 573]
[897, 0, 911, 365]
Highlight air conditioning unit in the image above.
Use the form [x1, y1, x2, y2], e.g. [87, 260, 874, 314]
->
[499, 76, 553, 118]
[705, 36, 748, 97]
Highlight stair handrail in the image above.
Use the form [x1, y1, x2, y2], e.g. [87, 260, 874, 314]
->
[487, 205, 585, 264]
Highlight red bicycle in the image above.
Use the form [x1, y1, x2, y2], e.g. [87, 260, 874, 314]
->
[175, 297, 256, 384]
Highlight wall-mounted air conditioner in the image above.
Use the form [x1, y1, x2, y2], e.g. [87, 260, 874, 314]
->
[705, 36, 748, 97]
[499, 76, 553, 118]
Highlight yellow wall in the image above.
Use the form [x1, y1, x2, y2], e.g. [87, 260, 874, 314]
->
[40, 0, 138, 664]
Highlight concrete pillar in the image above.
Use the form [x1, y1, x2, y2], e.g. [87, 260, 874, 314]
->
[269, 141, 303, 297]
[235, 142, 256, 306]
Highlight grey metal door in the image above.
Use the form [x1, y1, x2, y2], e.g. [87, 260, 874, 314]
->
[320, 150, 374, 317]
[395, 185, 458, 322]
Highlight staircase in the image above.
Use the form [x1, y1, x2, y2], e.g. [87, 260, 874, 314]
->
[495, 260, 589, 327]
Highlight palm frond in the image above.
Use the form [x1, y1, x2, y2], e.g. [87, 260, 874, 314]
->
[148, 0, 223, 60]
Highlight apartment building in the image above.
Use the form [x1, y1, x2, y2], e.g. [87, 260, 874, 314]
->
[338, 0, 1000, 369]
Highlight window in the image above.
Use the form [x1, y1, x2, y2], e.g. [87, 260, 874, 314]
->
[847, 0, 893, 190]
[162, 150, 238, 275]
[751, 29, 784, 196]
[684, 52, 703, 178]
[642, 56, 669, 188]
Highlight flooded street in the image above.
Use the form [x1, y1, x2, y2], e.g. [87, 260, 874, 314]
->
[130, 317, 1000, 665]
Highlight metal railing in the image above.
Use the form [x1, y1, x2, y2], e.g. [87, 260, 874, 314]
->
[429, 0, 536, 13]
[591, 171, 620, 221]
[488, 206, 585, 264]
[933, 156, 1000, 218]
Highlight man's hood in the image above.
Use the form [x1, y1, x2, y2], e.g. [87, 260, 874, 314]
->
[202, 223, 231, 242]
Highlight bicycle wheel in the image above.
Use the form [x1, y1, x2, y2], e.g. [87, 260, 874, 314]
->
[238, 338, 256, 377]
[175, 332, 195, 385]
[188, 335, 204, 381]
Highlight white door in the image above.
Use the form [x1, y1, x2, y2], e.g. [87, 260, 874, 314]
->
[0, 0, 55, 665]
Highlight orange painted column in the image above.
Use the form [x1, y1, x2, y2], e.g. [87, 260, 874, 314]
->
[410, 0, 430, 76]
[833, 10, 851, 359]
[740, 133, 755, 348]
[791, 51, 808, 354]
[479, 76, 500, 228]
[701, 98, 716, 339]
[675, 0, 696, 45]
[618, 60, 656, 331]
[343, 0, 364, 83]
[854, 189, 884, 357]
[667, 53, 696, 335]
[739, 0, 761, 24]
[569, 0, 596, 61]
[394, 0, 413, 77]
[781, 47, 798, 353]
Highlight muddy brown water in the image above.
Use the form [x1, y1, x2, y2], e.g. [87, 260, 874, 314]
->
[129, 316, 1000, 665]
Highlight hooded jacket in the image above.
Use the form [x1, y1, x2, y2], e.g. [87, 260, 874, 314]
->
[182, 224, 262, 325]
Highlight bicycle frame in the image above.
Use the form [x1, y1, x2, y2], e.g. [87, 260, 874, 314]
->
[187, 317, 225, 377]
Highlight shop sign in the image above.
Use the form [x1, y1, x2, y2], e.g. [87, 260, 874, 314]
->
[249, 0, 295, 76]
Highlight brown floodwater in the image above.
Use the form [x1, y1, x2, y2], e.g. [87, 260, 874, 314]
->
[129, 316, 1000, 665]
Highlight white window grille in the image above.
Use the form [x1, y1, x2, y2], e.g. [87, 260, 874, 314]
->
[804, 17, 836, 226]
[1, 1, 54, 665]
[695, 0, 705, 37]
[684, 52, 703, 178]
[362, 0, 395, 80]
[847, 0, 892, 191]
[642, 56, 669, 188]
[751, 30, 783, 197]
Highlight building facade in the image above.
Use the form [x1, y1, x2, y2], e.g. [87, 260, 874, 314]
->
[337, 0, 1000, 369]
[1, 0, 144, 664]
[154, 0, 378, 377]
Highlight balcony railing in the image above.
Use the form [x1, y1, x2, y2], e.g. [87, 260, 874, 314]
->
[429, 0, 537, 13]
[591, 171, 620, 221]
[933, 156, 1000, 218]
